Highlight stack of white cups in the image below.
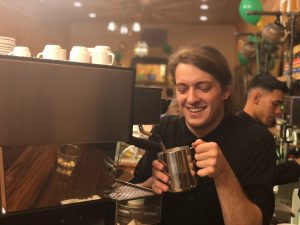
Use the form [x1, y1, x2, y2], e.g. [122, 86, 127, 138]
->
[35, 44, 115, 65]
[69, 45, 115, 65]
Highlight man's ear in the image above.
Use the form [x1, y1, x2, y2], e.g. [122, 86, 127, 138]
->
[222, 85, 231, 100]
[253, 91, 262, 105]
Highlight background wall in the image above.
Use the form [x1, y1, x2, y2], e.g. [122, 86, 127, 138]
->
[0, 3, 70, 56]
[70, 22, 237, 69]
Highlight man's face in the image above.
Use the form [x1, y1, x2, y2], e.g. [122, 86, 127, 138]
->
[256, 89, 284, 127]
[175, 63, 230, 135]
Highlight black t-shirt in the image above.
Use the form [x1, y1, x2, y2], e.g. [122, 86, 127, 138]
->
[237, 110, 300, 185]
[131, 113, 276, 225]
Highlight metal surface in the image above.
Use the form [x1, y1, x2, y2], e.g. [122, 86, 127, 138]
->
[117, 196, 161, 225]
[0, 56, 135, 145]
[157, 146, 197, 192]
[106, 180, 156, 201]
[0, 147, 6, 213]
[284, 96, 300, 127]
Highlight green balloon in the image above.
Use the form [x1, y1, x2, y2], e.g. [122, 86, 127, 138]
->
[238, 52, 249, 66]
[239, 0, 263, 25]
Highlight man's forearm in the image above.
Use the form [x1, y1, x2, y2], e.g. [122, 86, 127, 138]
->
[214, 165, 262, 225]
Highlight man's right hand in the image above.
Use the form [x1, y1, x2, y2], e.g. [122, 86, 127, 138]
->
[151, 159, 169, 194]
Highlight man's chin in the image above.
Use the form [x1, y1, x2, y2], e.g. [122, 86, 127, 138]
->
[266, 119, 276, 127]
[186, 118, 206, 129]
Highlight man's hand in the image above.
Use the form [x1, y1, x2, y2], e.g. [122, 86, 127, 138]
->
[151, 160, 169, 194]
[192, 139, 230, 178]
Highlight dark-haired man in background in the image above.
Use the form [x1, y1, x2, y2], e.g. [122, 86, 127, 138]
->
[238, 74, 300, 185]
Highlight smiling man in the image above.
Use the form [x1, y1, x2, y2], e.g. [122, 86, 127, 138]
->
[130, 44, 276, 225]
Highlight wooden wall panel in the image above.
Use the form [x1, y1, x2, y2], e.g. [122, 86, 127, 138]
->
[0, 3, 70, 56]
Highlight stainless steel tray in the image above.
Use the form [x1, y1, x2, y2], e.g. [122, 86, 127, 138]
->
[105, 179, 157, 201]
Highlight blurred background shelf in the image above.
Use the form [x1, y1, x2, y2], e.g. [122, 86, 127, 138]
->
[277, 74, 300, 82]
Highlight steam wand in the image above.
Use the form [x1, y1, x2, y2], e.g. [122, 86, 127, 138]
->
[138, 125, 167, 151]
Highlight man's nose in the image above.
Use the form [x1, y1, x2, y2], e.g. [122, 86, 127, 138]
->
[275, 106, 283, 116]
[187, 89, 198, 103]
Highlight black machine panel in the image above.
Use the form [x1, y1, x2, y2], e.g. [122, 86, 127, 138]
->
[0, 56, 135, 145]
[133, 87, 162, 125]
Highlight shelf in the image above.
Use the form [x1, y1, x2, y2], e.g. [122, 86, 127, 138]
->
[277, 74, 300, 82]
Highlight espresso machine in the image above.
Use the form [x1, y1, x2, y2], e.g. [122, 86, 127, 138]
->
[277, 96, 300, 161]
[275, 96, 300, 224]
[0, 55, 161, 225]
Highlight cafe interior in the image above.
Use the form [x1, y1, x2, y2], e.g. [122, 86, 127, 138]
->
[0, 0, 299, 224]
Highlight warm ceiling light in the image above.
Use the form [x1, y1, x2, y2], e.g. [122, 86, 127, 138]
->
[120, 25, 129, 34]
[132, 22, 141, 32]
[200, 4, 209, 10]
[89, 13, 97, 18]
[107, 21, 117, 32]
[73, 1, 82, 7]
[199, 15, 208, 21]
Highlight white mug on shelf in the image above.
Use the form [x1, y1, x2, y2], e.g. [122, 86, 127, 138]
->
[60, 49, 67, 60]
[37, 44, 64, 60]
[9, 46, 31, 57]
[91, 46, 115, 65]
[69, 46, 90, 63]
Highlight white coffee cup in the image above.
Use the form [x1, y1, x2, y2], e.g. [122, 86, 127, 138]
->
[9, 46, 31, 57]
[91, 46, 115, 65]
[69, 46, 90, 63]
[37, 44, 64, 60]
[87, 47, 94, 56]
[60, 49, 67, 60]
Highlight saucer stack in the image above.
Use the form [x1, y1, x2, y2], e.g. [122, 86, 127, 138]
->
[0, 36, 16, 55]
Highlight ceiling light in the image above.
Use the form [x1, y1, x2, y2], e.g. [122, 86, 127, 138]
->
[89, 13, 97, 18]
[120, 25, 129, 34]
[199, 16, 208, 21]
[73, 1, 82, 7]
[200, 4, 209, 10]
[201, 0, 208, 2]
[107, 21, 117, 32]
[132, 22, 141, 32]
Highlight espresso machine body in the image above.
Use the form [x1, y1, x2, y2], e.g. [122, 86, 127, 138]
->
[0, 55, 136, 224]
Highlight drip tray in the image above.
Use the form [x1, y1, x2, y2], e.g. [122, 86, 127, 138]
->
[105, 179, 157, 201]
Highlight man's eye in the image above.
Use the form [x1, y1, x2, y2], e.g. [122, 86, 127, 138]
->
[177, 88, 187, 93]
[197, 84, 211, 91]
[176, 85, 187, 93]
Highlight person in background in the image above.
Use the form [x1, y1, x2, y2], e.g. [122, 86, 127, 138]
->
[130, 44, 276, 225]
[237, 74, 300, 185]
